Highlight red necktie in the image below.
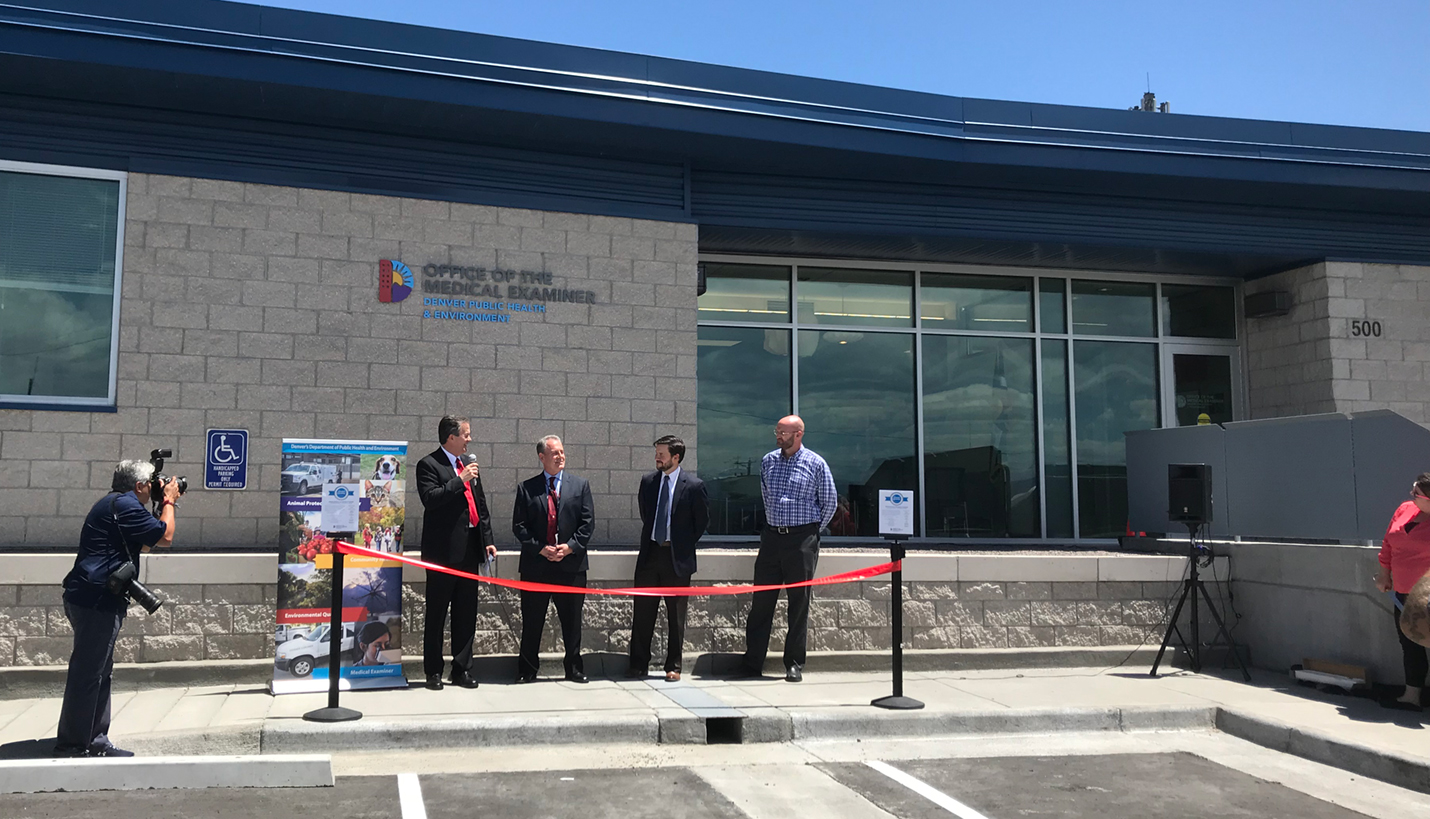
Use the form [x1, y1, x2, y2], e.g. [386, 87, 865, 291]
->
[458, 459, 480, 527]
[546, 475, 559, 546]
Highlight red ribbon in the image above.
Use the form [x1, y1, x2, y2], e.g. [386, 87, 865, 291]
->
[335, 540, 898, 597]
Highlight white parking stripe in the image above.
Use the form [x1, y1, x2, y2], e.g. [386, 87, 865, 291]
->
[865, 760, 993, 819]
[398, 772, 427, 819]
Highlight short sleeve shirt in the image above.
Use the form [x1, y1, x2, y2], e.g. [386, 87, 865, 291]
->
[63, 492, 168, 611]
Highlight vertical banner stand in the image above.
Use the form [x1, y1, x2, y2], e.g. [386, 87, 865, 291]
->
[871, 536, 922, 710]
[304, 534, 362, 723]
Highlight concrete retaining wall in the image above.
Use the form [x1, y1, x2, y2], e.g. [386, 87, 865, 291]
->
[1216, 539, 1403, 683]
[0, 550, 1214, 666]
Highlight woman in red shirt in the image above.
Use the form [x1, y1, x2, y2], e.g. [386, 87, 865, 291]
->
[1375, 473, 1430, 709]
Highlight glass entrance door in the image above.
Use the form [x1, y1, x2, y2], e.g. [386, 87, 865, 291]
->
[1163, 347, 1239, 427]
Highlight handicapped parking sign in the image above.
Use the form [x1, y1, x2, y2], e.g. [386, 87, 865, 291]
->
[205, 429, 248, 490]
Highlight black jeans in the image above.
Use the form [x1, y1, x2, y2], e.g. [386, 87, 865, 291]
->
[56, 601, 125, 754]
[518, 572, 587, 677]
[743, 524, 820, 672]
[423, 568, 480, 679]
[1395, 592, 1429, 689]
[628, 547, 690, 673]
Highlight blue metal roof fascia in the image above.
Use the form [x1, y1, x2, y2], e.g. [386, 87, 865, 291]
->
[0, 94, 691, 220]
[5, 1, 1430, 184]
[690, 172, 1430, 263]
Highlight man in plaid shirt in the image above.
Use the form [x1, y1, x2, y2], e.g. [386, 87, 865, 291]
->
[735, 414, 836, 682]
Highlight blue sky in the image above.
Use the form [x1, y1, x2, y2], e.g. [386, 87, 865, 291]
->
[255, 0, 1429, 133]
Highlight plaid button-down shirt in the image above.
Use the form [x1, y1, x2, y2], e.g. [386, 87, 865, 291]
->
[761, 446, 837, 529]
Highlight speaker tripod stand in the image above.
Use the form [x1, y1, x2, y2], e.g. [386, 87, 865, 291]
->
[1149, 524, 1251, 682]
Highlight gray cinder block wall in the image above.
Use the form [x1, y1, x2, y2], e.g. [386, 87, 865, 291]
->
[1246, 261, 1430, 424]
[0, 173, 700, 550]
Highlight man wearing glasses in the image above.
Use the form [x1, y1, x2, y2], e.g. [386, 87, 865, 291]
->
[735, 415, 836, 682]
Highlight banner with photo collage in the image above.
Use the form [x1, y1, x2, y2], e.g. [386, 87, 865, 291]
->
[272, 438, 409, 695]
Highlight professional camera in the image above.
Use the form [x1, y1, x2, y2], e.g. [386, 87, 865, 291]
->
[105, 562, 165, 614]
[149, 448, 188, 501]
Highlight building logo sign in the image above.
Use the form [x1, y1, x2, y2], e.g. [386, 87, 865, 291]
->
[377, 259, 415, 303]
[377, 259, 599, 326]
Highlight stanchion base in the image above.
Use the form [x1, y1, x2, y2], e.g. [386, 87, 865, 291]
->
[871, 695, 924, 710]
[302, 706, 363, 723]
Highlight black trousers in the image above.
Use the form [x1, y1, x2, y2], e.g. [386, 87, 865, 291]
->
[423, 563, 481, 678]
[56, 601, 125, 754]
[743, 524, 820, 672]
[628, 547, 690, 673]
[1395, 592, 1429, 689]
[518, 572, 587, 677]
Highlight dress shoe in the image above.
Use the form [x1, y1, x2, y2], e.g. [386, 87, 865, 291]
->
[728, 665, 763, 680]
[564, 671, 589, 684]
[665, 670, 681, 682]
[514, 672, 537, 684]
[450, 670, 479, 689]
[785, 664, 803, 683]
[624, 668, 648, 679]
[90, 744, 135, 758]
[424, 674, 444, 691]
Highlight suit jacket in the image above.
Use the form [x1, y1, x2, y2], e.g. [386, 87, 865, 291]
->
[637, 469, 709, 579]
[415, 447, 494, 568]
[512, 471, 595, 577]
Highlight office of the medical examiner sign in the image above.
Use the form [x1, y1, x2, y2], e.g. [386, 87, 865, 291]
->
[380, 259, 599, 324]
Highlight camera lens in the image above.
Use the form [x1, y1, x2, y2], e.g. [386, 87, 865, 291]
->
[127, 578, 165, 614]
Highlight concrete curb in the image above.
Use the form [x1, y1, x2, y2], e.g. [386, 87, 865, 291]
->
[248, 704, 1219, 753]
[1215, 708, 1430, 795]
[785, 705, 1217, 740]
[0, 647, 1175, 698]
[261, 712, 661, 752]
[0, 754, 332, 794]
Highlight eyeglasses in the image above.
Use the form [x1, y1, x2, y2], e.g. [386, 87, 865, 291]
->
[1412, 491, 1430, 501]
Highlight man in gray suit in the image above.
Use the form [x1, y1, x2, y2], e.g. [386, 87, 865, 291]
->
[512, 435, 595, 683]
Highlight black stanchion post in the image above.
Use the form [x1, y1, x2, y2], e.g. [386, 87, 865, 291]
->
[304, 536, 362, 723]
[872, 537, 923, 710]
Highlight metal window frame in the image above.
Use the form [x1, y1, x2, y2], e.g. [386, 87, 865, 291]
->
[0, 159, 127, 410]
[698, 253, 1242, 541]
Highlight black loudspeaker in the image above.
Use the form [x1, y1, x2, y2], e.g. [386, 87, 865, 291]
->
[1168, 463, 1212, 525]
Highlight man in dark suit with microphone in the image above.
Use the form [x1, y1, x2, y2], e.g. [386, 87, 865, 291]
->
[627, 435, 709, 682]
[512, 434, 595, 683]
[415, 415, 496, 691]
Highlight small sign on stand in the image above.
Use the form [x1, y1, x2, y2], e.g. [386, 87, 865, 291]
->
[872, 489, 923, 710]
[304, 476, 364, 723]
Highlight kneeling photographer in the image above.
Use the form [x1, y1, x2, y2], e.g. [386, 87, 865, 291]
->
[55, 457, 181, 758]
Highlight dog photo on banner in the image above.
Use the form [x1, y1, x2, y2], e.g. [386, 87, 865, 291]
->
[272, 438, 410, 695]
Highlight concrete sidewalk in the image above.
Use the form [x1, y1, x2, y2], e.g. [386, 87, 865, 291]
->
[3, 660, 1429, 793]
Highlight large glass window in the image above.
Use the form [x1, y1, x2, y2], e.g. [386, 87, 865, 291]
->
[1038, 278, 1066, 334]
[0, 166, 123, 405]
[797, 330, 917, 536]
[1074, 341, 1159, 537]
[696, 259, 1238, 541]
[698, 263, 790, 324]
[697, 325, 792, 534]
[920, 273, 1032, 332]
[923, 336, 1038, 537]
[1162, 284, 1236, 339]
[1041, 339, 1074, 538]
[1071, 280, 1156, 337]
[797, 267, 913, 328]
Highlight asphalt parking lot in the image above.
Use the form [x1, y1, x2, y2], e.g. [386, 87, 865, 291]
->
[0, 753, 1381, 819]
